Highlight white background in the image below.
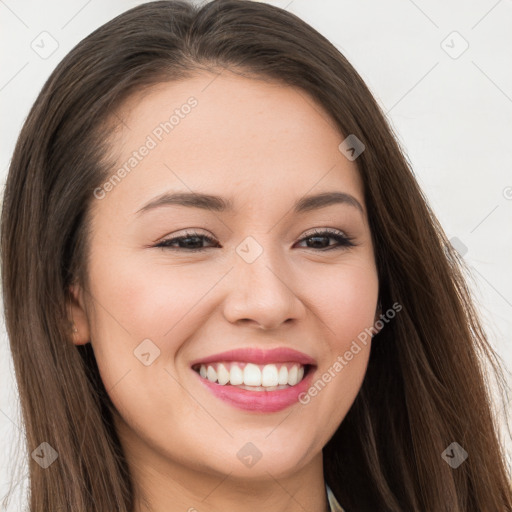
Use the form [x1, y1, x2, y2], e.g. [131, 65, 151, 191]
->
[1, 0, 511, 509]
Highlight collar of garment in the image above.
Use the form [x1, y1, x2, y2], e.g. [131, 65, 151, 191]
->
[326, 483, 345, 512]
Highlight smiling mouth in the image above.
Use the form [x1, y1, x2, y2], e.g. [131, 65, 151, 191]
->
[191, 361, 312, 391]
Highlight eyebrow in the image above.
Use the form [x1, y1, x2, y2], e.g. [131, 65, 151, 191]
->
[135, 190, 364, 216]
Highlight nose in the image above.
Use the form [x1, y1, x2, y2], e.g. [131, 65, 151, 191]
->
[222, 246, 306, 330]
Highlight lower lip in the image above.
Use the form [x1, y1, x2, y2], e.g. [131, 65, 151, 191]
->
[193, 366, 315, 412]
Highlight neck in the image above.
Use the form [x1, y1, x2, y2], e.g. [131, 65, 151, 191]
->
[115, 418, 329, 512]
[133, 463, 330, 512]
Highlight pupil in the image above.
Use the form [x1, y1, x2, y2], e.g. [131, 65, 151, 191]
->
[309, 236, 328, 248]
[183, 236, 201, 248]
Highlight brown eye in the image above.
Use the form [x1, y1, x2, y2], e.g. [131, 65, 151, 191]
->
[154, 231, 218, 252]
[296, 229, 355, 251]
[153, 228, 355, 253]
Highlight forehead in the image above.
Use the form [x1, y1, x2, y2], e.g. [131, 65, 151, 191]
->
[95, 70, 365, 218]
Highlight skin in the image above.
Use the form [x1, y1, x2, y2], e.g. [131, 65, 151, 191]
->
[68, 70, 380, 512]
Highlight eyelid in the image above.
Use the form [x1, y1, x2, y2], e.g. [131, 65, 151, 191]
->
[152, 227, 213, 243]
[156, 227, 350, 241]
[295, 228, 356, 249]
[152, 229, 217, 251]
[153, 227, 356, 251]
[301, 227, 348, 238]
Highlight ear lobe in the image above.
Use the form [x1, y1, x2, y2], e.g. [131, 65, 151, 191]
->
[67, 283, 91, 345]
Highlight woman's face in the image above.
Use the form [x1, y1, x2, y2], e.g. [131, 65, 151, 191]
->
[71, 71, 378, 487]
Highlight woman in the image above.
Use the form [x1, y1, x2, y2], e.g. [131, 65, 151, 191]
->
[1, 1, 511, 510]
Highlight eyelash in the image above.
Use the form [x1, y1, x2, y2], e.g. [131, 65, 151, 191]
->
[154, 228, 356, 252]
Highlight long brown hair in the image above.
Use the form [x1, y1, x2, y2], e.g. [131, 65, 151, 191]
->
[1, 1, 511, 510]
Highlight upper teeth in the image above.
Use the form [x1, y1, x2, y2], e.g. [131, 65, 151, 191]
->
[195, 362, 306, 387]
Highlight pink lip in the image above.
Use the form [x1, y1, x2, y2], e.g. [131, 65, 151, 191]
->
[189, 347, 317, 413]
[193, 365, 316, 413]
[189, 347, 317, 367]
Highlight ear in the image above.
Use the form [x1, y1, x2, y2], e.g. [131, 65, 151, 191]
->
[67, 283, 91, 345]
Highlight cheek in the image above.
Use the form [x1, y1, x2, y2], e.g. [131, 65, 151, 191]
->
[88, 244, 216, 338]
[304, 258, 379, 345]
[88, 242, 378, 357]
[85, 254, 203, 428]
[85, 249, 227, 397]
[295, 262, 377, 433]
